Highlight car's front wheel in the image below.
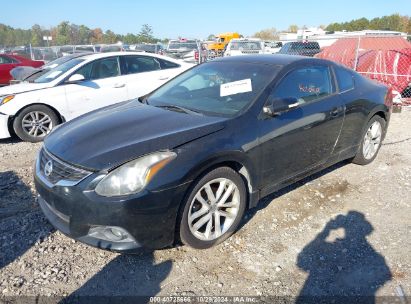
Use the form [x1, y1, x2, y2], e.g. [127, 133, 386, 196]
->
[13, 105, 59, 142]
[352, 115, 386, 165]
[178, 167, 247, 249]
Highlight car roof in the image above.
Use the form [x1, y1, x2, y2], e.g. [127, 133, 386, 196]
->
[213, 54, 327, 66]
[76, 51, 188, 66]
[80, 51, 163, 61]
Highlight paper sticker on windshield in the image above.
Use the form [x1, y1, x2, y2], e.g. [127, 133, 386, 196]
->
[45, 71, 63, 79]
[220, 79, 252, 97]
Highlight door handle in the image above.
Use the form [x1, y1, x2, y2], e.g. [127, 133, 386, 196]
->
[158, 76, 170, 81]
[113, 83, 125, 88]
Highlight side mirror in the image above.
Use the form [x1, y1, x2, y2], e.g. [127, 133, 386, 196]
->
[263, 97, 301, 116]
[66, 74, 85, 83]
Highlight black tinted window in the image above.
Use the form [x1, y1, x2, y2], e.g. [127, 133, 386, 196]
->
[158, 58, 180, 69]
[335, 67, 354, 92]
[76, 57, 120, 80]
[0, 56, 17, 64]
[272, 66, 333, 103]
[123, 56, 161, 74]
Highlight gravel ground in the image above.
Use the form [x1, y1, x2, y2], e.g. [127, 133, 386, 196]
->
[0, 109, 410, 303]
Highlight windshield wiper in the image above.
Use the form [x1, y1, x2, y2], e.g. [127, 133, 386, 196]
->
[155, 105, 203, 116]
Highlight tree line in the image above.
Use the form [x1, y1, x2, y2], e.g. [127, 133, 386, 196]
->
[0, 22, 160, 47]
[253, 14, 411, 41]
[326, 14, 411, 33]
[1, 14, 410, 47]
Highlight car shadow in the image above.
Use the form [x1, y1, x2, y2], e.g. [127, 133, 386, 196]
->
[295, 211, 392, 304]
[0, 137, 21, 144]
[0, 171, 54, 269]
[61, 250, 172, 304]
[239, 160, 351, 230]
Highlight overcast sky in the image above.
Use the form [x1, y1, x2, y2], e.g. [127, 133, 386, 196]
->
[2, 0, 410, 39]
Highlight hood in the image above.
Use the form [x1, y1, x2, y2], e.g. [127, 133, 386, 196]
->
[0, 82, 53, 96]
[44, 101, 226, 170]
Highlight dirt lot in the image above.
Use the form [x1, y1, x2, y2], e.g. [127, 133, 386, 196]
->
[0, 109, 410, 303]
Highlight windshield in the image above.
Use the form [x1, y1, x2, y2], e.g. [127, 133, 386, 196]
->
[148, 62, 279, 117]
[43, 56, 72, 69]
[34, 58, 85, 83]
[230, 41, 262, 51]
[168, 42, 198, 50]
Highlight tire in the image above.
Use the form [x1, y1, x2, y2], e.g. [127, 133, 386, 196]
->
[13, 105, 59, 143]
[352, 115, 386, 165]
[178, 167, 247, 249]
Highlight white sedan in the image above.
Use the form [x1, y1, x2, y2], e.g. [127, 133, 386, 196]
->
[0, 52, 193, 142]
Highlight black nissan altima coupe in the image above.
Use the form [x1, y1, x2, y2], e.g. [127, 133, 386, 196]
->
[34, 55, 392, 251]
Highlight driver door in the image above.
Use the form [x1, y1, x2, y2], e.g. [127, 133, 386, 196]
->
[64, 56, 128, 120]
[257, 64, 344, 190]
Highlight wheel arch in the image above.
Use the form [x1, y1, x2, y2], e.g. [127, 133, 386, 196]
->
[173, 154, 258, 246]
[181, 152, 259, 210]
[364, 105, 389, 140]
[8, 103, 65, 136]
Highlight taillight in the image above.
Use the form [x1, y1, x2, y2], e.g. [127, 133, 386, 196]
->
[194, 50, 199, 61]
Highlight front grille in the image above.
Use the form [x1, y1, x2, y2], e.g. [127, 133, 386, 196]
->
[38, 148, 92, 185]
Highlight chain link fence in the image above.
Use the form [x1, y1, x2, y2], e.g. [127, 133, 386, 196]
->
[0, 44, 133, 62]
[2, 35, 411, 105]
[313, 35, 411, 105]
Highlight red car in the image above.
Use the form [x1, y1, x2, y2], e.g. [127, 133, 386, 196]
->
[0, 54, 44, 86]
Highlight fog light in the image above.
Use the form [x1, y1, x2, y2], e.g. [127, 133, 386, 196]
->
[87, 226, 135, 243]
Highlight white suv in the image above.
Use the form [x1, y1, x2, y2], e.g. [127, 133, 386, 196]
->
[224, 38, 265, 57]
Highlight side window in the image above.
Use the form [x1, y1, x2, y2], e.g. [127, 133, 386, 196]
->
[75, 62, 93, 80]
[122, 56, 161, 75]
[335, 67, 355, 92]
[271, 66, 333, 104]
[157, 58, 180, 70]
[0, 56, 16, 64]
[75, 57, 120, 80]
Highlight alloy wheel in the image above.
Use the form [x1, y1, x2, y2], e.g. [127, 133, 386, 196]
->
[21, 111, 53, 138]
[188, 178, 240, 241]
[363, 121, 382, 160]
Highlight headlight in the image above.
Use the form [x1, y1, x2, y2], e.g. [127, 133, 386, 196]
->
[0, 95, 15, 105]
[95, 151, 176, 197]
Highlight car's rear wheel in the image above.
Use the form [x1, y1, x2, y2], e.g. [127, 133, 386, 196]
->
[352, 115, 386, 165]
[178, 167, 247, 249]
[13, 105, 59, 143]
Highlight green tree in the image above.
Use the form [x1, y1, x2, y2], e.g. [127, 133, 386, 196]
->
[30, 24, 43, 46]
[103, 30, 117, 44]
[138, 24, 155, 43]
[123, 33, 139, 44]
[78, 25, 91, 44]
[55, 21, 71, 45]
